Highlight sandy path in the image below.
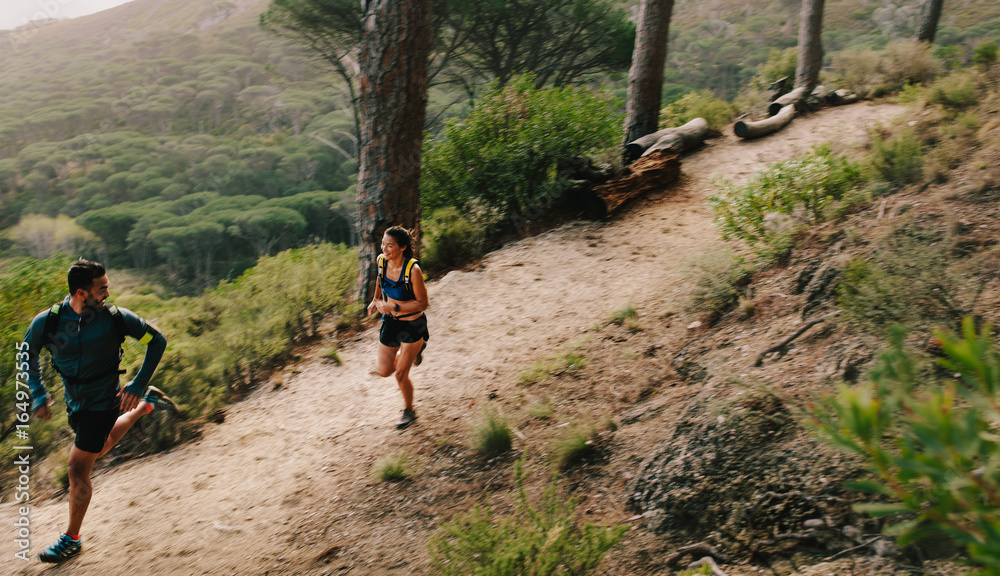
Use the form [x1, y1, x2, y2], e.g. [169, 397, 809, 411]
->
[2, 102, 904, 575]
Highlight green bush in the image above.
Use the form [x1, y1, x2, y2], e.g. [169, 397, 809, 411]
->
[833, 40, 940, 98]
[373, 453, 411, 482]
[928, 72, 979, 111]
[972, 41, 999, 69]
[709, 145, 863, 257]
[421, 203, 499, 273]
[519, 352, 587, 386]
[429, 459, 627, 576]
[865, 126, 924, 187]
[811, 319, 1000, 574]
[659, 89, 735, 132]
[474, 408, 514, 457]
[551, 423, 599, 470]
[838, 225, 988, 334]
[421, 74, 622, 227]
[609, 304, 637, 325]
[683, 247, 753, 314]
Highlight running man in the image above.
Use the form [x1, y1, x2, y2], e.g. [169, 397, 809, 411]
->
[24, 260, 177, 563]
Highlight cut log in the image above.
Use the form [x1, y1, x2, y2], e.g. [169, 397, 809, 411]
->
[734, 104, 795, 139]
[590, 151, 681, 218]
[768, 86, 809, 116]
[640, 133, 683, 157]
[830, 89, 859, 105]
[767, 76, 790, 102]
[624, 117, 709, 163]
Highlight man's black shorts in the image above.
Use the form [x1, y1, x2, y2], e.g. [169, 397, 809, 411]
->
[379, 315, 429, 348]
[68, 409, 119, 454]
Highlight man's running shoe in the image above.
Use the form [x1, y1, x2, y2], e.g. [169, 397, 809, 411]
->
[38, 533, 81, 563]
[143, 386, 180, 415]
[396, 409, 417, 430]
[414, 342, 427, 366]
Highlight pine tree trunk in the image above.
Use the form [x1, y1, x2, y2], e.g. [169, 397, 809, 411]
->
[794, 0, 825, 92]
[622, 0, 675, 163]
[916, 0, 944, 43]
[355, 0, 433, 306]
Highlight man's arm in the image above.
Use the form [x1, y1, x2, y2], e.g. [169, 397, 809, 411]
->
[119, 309, 168, 405]
[22, 311, 51, 415]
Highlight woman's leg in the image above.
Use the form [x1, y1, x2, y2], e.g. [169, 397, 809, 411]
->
[375, 343, 398, 378]
[394, 338, 424, 411]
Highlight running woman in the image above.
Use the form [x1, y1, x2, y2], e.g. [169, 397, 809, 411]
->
[366, 226, 429, 429]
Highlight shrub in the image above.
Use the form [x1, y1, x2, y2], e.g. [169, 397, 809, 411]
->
[609, 304, 637, 325]
[683, 247, 753, 314]
[429, 459, 627, 576]
[320, 345, 342, 365]
[838, 225, 990, 333]
[519, 352, 586, 385]
[972, 41, 999, 69]
[928, 72, 979, 111]
[833, 48, 885, 98]
[811, 319, 1000, 574]
[421, 74, 622, 229]
[659, 89, 735, 132]
[474, 408, 514, 457]
[373, 453, 411, 482]
[421, 203, 499, 273]
[882, 39, 941, 89]
[709, 145, 863, 257]
[865, 126, 923, 187]
[833, 40, 940, 98]
[526, 400, 555, 420]
[551, 423, 599, 469]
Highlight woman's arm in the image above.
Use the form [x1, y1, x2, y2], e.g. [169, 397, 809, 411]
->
[367, 281, 385, 316]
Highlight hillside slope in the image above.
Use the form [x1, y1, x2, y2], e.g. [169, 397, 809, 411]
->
[1, 101, 909, 575]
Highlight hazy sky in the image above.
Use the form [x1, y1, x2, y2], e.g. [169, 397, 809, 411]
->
[0, 0, 135, 31]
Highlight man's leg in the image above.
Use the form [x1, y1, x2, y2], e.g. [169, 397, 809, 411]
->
[65, 445, 101, 536]
[97, 403, 148, 458]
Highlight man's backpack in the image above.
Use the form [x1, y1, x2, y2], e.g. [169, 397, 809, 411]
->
[42, 303, 126, 384]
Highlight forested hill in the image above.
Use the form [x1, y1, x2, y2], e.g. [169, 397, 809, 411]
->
[0, 0, 357, 286]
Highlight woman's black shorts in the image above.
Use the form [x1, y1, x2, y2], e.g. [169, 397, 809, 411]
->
[68, 409, 119, 454]
[379, 314, 429, 347]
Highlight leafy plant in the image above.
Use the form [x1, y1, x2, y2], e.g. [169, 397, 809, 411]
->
[609, 304, 637, 326]
[373, 453, 411, 482]
[683, 247, 753, 314]
[475, 408, 514, 457]
[551, 423, 599, 470]
[421, 203, 500, 273]
[519, 352, 587, 386]
[709, 145, 863, 257]
[429, 459, 627, 575]
[811, 319, 1000, 574]
[838, 225, 991, 333]
[659, 89, 735, 132]
[865, 126, 924, 188]
[421, 74, 622, 226]
[320, 345, 342, 365]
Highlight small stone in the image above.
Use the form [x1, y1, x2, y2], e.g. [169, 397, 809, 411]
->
[687, 320, 702, 330]
[803, 519, 825, 529]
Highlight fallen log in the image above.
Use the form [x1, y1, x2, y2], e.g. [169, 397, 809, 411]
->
[624, 117, 709, 163]
[768, 86, 809, 116]
[830, 88, 859, 105]
[590, 151, 681, 217]
[734, 104, 795, 139]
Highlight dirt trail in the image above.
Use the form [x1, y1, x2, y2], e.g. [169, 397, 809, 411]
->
[2, 102, 904, 575]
